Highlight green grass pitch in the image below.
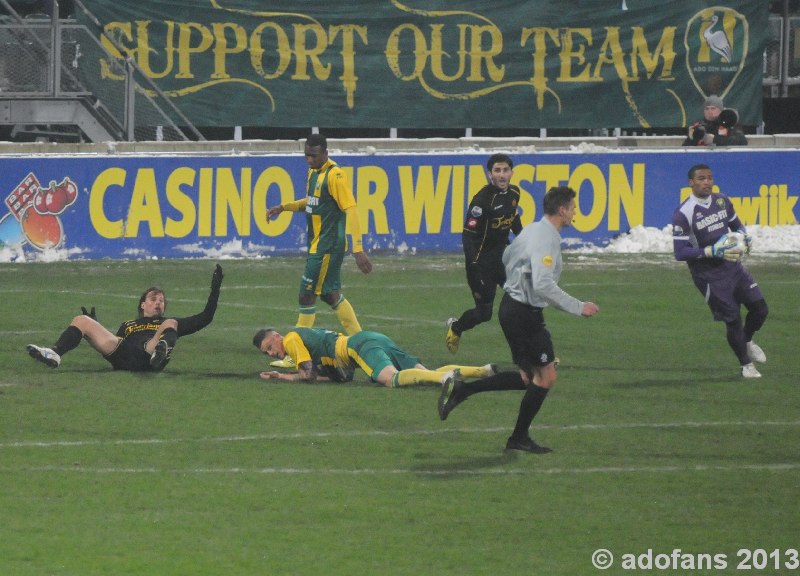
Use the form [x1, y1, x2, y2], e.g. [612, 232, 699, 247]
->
[1, 253, 798, 575]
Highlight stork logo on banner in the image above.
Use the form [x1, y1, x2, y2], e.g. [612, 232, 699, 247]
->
[684, 7, 749, 100]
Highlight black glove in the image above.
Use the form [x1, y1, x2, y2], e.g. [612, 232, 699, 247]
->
[211, 264, 223, 293]
[81, 306, 97, 321]
[691, 122, 706, 144]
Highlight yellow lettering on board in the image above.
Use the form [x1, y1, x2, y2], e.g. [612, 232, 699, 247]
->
[250, 22, 292, 80]
[535, 164, 570, 191]
[90, 167, 126, 239]
[127, 168, 164, 237]
[558, 28, 594, 82]
[197, 168, 214, 237]
[569, 163, 606, 232]
[354, 166, 390, 235]
[630, 26, 676, 79]
[398, 165, 451, 234]
[100, 23, 130, 81]
[134, 20, 174, 79]
[592, 28, 631, 82]
[176, 22, 214, 79]
[164, 167, 197, 238]
[214, 168, 251, 236]
[608, 163, 645, 230]
[447, 165, 465, 233]
[512, 163, 537, 225]
[211, 22, 248, 79]
[292, 23, 331, 80]
[253, 167, 295, 236]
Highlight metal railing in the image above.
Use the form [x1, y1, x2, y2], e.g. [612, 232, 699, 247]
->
[765, 12, 800, 97]
[0, 0, 203, 141]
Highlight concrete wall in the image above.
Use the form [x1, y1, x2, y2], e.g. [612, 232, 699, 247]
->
[1, 135, 800, 156]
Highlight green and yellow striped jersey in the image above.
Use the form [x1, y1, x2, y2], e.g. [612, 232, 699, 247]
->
[305, 159, 357, 254]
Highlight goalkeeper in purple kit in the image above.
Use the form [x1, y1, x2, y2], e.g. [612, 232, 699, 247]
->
[671, 164, 768, 378]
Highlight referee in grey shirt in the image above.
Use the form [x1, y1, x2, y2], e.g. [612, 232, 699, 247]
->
[438, 186, 600, 453]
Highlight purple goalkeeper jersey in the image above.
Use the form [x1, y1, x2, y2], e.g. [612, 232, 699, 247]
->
[672, 192, 745, 276]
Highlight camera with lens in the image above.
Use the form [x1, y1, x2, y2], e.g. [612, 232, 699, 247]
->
[690, 121, 710, 144]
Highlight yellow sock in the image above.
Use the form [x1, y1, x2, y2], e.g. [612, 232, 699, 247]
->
[296, 306, 316, 328]
[333, 297, 362, 335]
[436, 365, 487, 378]
[392, 368, 443, 388]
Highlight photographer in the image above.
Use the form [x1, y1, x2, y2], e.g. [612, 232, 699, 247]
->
[682, 95, 748, 147]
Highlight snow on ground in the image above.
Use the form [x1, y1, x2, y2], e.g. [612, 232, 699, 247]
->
[2, 224, 799, 263]
[571, 224, 800, 255]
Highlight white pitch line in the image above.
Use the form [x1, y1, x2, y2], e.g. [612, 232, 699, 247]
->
[2, 420, 798, 449]
[1, 462, 799, 476]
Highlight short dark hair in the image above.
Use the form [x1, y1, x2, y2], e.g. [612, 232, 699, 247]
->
[252, 328, 277, 349]
[688, 164, 711, 179]
[542, 186, 576, 216]
[138, 287, 165, 317]
[305, 133, 327, 151]
[487, 153, 513, 171]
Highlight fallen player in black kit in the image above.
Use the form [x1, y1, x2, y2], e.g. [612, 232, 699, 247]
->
[27, 264, 223, 372]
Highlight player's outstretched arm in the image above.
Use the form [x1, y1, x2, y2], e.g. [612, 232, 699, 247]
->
[173, 264, 223, 337]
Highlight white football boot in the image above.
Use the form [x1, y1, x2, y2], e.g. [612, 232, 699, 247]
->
[746, 341, 766, 364]
[741, 363, 762, 379]
[27, 344, 61, 368]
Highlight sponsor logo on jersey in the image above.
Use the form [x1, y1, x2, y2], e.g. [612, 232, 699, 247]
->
[466, 217, 478, 229]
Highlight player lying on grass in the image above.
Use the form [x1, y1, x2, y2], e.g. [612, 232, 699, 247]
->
[27, 264, 223, 372]
[253, 327, 497, 388]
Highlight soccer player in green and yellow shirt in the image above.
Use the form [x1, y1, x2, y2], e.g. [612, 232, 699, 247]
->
[267, 134, 372, 363]
[253, 327, 498, 389]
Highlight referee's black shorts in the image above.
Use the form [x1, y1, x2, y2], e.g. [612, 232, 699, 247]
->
[498, 292, 555, 374]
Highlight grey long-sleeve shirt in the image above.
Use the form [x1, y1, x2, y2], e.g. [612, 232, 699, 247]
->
[502, 217, 583, 316]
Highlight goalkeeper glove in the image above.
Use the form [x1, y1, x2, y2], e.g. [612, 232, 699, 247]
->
[704, 234, 742, 262]
[744, 233, 753, 255]
[81, 306, 97, 320]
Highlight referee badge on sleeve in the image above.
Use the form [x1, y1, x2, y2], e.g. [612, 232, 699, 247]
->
[542, 255, 554, 266]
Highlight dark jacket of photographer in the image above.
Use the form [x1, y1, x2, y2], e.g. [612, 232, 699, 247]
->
[682, 110, 748, 147]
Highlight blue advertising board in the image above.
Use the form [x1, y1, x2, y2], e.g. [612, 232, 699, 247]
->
[0, 150, 797, 260]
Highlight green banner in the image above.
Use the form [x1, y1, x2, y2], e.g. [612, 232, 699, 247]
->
[77, 0, 767, 129]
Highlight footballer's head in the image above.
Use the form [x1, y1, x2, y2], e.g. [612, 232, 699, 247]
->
[486, 153, 513, 191]
[253, 328, 284, 358]
[138, 287, 166, 318]
[304, 133, 329, 170]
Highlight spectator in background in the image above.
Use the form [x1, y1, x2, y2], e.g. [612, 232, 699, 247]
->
[682, 95, 747, 147]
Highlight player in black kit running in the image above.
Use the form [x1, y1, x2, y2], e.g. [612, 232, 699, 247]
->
[27, 264, 223, 372]
[446, 153, 522, 353]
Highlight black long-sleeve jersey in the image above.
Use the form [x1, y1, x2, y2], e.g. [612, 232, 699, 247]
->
[115, 287, 220, 350]
[462, 184, 523, 264]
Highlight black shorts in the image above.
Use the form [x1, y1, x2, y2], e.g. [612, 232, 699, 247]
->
[466, 255, 506, 305]
[498, 292, 555, 374]
[104, 337, 154, 372]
